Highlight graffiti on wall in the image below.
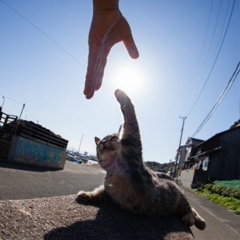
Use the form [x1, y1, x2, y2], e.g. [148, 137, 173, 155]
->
[14, 137, 66, 169]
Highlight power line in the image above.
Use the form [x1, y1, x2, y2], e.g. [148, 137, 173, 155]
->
[0, 0, 85, 69]
[0, 93, 23, 105]
[187, 0, 236, 117]
[192, 61, 240, 137]
[213, 0, 233, 60]
[204, 0, 223, 62]
[198, 0, 213, 63]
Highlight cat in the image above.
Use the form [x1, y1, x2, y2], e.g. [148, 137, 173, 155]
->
[77, 89, 206, 230]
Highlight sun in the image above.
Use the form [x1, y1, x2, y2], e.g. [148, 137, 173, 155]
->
[110, 61, 146, 96]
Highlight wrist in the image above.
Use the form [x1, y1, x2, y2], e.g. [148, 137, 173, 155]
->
[93, 0, 119, 13]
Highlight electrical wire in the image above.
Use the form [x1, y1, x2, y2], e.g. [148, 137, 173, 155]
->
[192, 61, 240, 137]
[0, 93, 23, 105]
[187, 0, 236, 117]
[198, 0, 214, 63]
[0, 0, 86, 69]
[204, 0, 223, 63]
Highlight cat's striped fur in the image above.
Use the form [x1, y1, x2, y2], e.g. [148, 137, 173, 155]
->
[77, 89, 206, 230]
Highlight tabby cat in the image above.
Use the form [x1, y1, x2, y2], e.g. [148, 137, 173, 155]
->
[77, 89, 206, 230]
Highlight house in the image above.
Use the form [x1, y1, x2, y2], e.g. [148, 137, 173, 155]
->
[189, 125, 240, 188]
[176, 137, 204, 171]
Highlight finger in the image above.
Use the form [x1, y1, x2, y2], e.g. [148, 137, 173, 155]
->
[84, 40, 110, 98]
[123, 34, 139, 59]
[84, 44, 99, 98]
[94, 38, 113, 91]
[94, 57, 107, 91]
[84, 56, 106, 98]
[84, 75, 95, 99]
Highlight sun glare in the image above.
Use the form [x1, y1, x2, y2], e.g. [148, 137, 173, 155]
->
[111, 62, 146, 96]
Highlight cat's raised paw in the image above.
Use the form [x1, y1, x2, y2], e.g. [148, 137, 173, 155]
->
[115, 89, 128, 104]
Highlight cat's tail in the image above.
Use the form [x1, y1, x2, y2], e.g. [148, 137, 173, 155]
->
[192, 207, 206, 230]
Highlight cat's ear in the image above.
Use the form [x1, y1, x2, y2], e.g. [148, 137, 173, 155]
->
[94, 137, 101, 145]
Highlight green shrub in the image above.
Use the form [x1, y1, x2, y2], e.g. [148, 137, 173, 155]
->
[195, 183, 240, 215]
[235, 207, 240, 215]
[202, 183, 240, 200]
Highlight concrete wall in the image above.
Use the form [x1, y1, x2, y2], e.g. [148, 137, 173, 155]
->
[179, 169, 195, 189]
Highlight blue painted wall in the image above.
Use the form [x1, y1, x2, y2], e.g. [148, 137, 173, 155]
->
[10, 136, 66, 169]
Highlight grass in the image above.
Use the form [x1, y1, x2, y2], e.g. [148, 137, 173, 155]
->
[194, 182, 240, 215]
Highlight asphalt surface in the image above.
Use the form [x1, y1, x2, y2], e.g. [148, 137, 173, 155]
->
[179, 170, 240, 240]
[1, 160, 240, 240]
[182, 187, 240, 240]
[0, 160, 194, 240]
[0, 160, 105, 200]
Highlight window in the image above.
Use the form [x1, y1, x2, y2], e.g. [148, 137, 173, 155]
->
[196, 161, 202, 170]
[187, 146, 192, 154]
[202, 157, 209, 171]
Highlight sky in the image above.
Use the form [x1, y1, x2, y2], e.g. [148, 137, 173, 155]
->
[0, 0, 239, 163]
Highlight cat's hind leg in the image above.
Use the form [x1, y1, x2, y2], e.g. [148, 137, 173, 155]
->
[76, 185, 105, 204]
[181, 211, 195, 227]
[192, 207, 206, 230]
[181, 208, 206, 230]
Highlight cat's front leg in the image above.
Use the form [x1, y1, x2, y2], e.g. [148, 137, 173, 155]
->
[115, 89, 140, 138]
[115, 89, 135, 116]
[76, 185, 105, 204]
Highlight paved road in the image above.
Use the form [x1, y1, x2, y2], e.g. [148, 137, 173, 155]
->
[0, 160, 105, 200]
[182, 187, 240, 240]
[179, 170, 240, 240]
[1, 160, 240, 240]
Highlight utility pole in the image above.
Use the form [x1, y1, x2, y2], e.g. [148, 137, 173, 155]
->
[174, 116, 187, 178]
[1, 96, 5, 108]
[19, 103, 25, 120]
[14, 103, 26, 134]
[178, 116, 187, 148]
[78, 134, 84, 155]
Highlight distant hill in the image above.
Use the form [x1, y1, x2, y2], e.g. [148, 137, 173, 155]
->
[145, 161, 175, 173]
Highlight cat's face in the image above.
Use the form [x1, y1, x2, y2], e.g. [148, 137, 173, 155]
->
[95, 134, 120, 169]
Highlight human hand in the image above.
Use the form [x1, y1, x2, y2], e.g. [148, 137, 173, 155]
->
[84, 0, 139, 99]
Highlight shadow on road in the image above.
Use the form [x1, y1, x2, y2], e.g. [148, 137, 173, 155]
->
[0, 159, 60, 172]
[44, 201, 194, 240]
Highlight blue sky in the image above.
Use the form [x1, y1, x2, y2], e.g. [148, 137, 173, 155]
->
[1, 0, 239, 163]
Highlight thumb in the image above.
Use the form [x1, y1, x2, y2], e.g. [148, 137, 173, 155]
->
[123, 34, 139, 59]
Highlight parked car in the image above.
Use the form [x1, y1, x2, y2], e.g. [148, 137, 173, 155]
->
[86, 160, 98, 165]
[73, 158, 82, 164]
[66, 153, 75, 161]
